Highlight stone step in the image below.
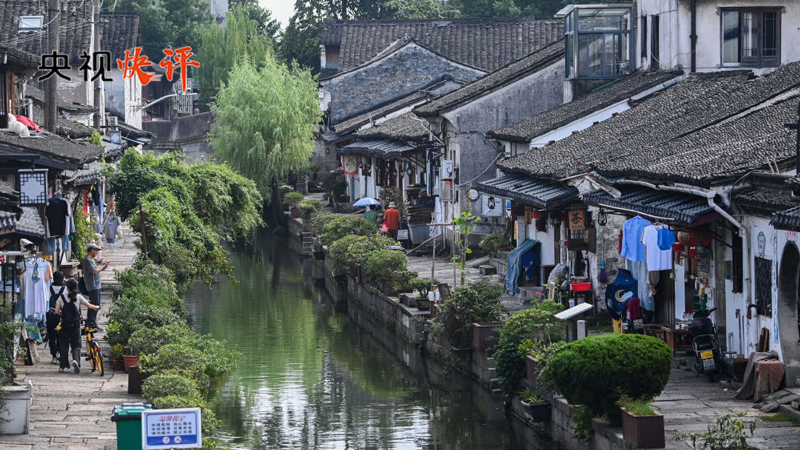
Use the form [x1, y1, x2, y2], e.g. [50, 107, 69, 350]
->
[479, 265, 497, 276]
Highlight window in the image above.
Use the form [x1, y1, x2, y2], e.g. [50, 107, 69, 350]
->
[650, 15, 660, 70]
[732, 233, 743, 293]
[754, 257, 773, 316]
[722, 9, 780, 67]
[561, 5, 633, 79]
[640, 16, 647, 59]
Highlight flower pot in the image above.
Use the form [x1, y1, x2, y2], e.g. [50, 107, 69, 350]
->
[122, 354, 139, 374]
[621, 408, 665, 448]
[290, 207, 300, 218]
[450, 345, 473, 363]
[521, 399, 551, 422]
[526, 355, 539, 386]
[416, 298, 431, 311]
[127, 365, 150, 395]
[113, 359, 125, 371]
[0, 381, 32, 434]
[472, 322, 502, 350]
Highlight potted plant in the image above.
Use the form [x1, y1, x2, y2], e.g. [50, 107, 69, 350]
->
[364, 249, 408, 296]
[408, 277, 437, 309]
[299, 200, 321, 231]
[480, 231, 508, 258]
[122, 346, 139, 374]
[618, 395, 665, 448]
[112, 344, 125, 371]
[472, 322, 502, 350]
[312, 242, 325, 261]
[283, 191, 304, 218]
[519, 388, 551, 422]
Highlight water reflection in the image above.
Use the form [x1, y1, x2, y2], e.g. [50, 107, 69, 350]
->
[184, 231, 555, 449]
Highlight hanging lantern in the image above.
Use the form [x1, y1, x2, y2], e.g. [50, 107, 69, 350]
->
[532, 210, 546, 219]
[677, 231, 697, 246]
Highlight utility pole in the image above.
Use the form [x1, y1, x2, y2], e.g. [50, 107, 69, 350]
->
[93, 0, 105, 130]
[45, 0, 60, 132]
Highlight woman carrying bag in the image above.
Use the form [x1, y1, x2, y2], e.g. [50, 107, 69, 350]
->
[55, 279, 99, 373]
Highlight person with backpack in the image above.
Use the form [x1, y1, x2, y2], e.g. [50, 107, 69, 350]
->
[55, 279, 99, 373]
[46, 271, 67, 364]
[82, 244, 109, 330]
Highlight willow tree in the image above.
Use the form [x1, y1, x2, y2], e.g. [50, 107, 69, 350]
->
[196, 6, 275, 109]
[210, 55, 320, 224]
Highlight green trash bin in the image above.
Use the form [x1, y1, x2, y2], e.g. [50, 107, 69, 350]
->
[111, 403, 151, 450]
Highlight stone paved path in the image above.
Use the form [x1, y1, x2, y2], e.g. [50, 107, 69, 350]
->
[0, 223, 140, 450]
[658, 359, 800, 449]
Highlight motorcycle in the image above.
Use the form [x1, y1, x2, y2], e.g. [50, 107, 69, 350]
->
[688, 307, 722, 382]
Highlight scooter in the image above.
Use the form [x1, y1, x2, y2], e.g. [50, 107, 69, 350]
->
[688, 307, 722, 382]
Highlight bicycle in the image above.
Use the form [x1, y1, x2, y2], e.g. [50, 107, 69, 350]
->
[82, 321, 104, 376]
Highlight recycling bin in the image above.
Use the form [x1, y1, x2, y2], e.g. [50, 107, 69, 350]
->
[111, 403, 152, 450]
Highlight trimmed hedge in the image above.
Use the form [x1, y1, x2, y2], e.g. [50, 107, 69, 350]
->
[549, 334, 672, 423]
[321, 216, 377, 245]
[364, 249, 407, 286]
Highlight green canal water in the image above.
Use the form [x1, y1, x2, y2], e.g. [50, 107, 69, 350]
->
[184, 232, 556, 450]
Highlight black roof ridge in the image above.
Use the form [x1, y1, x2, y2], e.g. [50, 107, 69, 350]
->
[415, 38, 565, 117]
[323, 17, 559, 25]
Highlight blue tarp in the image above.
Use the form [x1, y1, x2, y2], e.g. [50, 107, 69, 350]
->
[505, 239, 539, 294]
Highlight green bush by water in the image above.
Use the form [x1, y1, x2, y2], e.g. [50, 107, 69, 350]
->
[430, 280, 506, 348]
[364, 249, 408, 288]
[549, 334, 671, 424]
[321, 216, 377, 245]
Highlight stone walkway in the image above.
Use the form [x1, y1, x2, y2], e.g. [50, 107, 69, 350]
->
[0, 223, 139, 450]
[658, 359, 800, 449]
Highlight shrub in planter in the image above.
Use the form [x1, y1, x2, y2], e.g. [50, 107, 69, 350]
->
[617, 395, 665, 448]
[548, 334, 671, 424]
[311, 212, 339, 235]
[299, 199, 322, 221]
[142, 374, 198, 401]
[527, 341, 567, 393]
[139, 343, 210, 389]
[127, 325, 195, 357]
[394, 270, 419, 293]
[430, 280, 506, 349]
[106, 301, 184, 347]
[480, 231, 508, 257]
[113, 261, 185, 316]
[151, 394, 219, 436]
[409, 277, 439, 299]
[494, 299, 564, 397]
[363, 249, 408, 292]
[321, 216, 377, 245]
[330, 235, 364, 276]
[283, 191, 304, 208]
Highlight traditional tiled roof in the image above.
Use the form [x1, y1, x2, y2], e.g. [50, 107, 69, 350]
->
[732, 185, 796, 216]
[415, 40, 564, 117]
[0, 0, 94, 61]
[337, 139, 416, 159]
[583, 188, 717, 226]
[0, 130, 103, 166]
[26, 85, 97, 114]
[99, 13, 139, 61]
[333, 90, 430, 135]
[66, 161, 104, 186]
[15, 206, 45, 238]
[0, 44, 38, 68]
[771, 206, 800, 232]
[324, 17, 563, 73]
[490, 69, 684, 143]
[499, 63, 800, 182]
[30, 104, 93, 139]
[355, 113, 428, 143]
[475, 175, 577, 209]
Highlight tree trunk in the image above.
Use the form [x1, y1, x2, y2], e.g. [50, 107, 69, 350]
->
[271, 179, 286, 227]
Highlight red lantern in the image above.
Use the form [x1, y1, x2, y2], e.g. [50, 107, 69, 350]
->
[532, 210, 545, 219]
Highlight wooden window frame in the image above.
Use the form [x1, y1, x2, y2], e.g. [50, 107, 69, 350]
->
[721, 8, 781, 68]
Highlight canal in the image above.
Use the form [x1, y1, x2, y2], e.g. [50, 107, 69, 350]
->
[184, 232, 556, 449]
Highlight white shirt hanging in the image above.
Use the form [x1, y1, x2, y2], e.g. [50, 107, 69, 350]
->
[642, 225, 673, 272]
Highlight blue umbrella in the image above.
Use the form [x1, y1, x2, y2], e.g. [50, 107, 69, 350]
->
[353, 197, 381, 207]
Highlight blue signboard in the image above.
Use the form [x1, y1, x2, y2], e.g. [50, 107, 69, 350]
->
[141, 408, 202, 449]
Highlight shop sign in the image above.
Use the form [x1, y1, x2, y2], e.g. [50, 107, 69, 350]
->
[568, 210, 585, 231]
[142, 408, 202, 449]
[524, 206, 532, 225]
[17, 169, 48, 206]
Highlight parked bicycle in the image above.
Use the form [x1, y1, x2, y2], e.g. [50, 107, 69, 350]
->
[82, 321, 103, 376]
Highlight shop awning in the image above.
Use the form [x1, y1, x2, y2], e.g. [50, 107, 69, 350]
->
[582, 187, 718, 226]
[337, 139, 422, 159]
[475, 175, 577, 209]
[771, 205, 800, 232]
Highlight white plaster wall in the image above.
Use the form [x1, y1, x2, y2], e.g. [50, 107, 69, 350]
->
[638, 0, 800, 71]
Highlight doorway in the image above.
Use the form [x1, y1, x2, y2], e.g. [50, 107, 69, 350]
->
[778, 243, 800, 386]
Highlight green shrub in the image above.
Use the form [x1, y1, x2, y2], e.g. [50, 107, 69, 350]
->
[527, 341, 567, 393]
[480, 231, 508, 257]
[143, 374, 198, 401]
[430, 279, 506, 348]
[127, 325, 195, 357]
[140, 343, 210, 389]
[330, 235, 399, 276]
[113, 260, 184, 315]
[107, 300, 184, 347]
[312, 212, 339, 235]
[363, 249, 408, 287]
[394, 270, 418, 292]
[322, 171, 348, 200]
[494, 299, 564, 397]
[617, 394, 657, 416]
[674, 414, 757, 450]
[151, 394, 219, 436]
[299, 199, 322, 220]
[330, 235, 364, 276]
[321, 216, 377, 245]
[283, 191, 304, 208]
[192, 335, 240, 379]
[409, 277, 439, 299]
[549, 334, 671, 424]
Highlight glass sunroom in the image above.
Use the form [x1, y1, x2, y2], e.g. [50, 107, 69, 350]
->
[557, 4, 634, 79]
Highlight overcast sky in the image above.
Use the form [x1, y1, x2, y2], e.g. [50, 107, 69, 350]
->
[261, 0, 295, 28]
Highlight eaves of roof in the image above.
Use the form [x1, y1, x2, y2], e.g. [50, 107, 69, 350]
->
[475, 175, 577, 209]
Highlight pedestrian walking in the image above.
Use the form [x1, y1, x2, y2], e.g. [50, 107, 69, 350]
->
[55, 279, 99, 373]
[82, 244, 108, 329]
[384, 202, 401, 240]
[46, 271, 67, 364]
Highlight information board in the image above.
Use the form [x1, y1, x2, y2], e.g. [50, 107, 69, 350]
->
[142, 408, 202, 449]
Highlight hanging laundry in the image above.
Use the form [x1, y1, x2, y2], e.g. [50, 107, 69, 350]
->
[642, 225, 673, 271]
[23, 257, 51, 318]
[45, 195, 69, 236]
[605, 268, 638, 323]
[620, 216, 651, 262]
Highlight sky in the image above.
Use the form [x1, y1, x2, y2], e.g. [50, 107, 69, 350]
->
[261, 0, 296, 28]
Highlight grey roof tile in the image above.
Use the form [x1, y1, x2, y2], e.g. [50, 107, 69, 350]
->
[415, 40, 564, 117]
[15, 206, 45, 238]
[772, 205, 800, 231]
[325, 17, 563, 73]
[338, 139, 416, 159]
[498, 63, 800, 182]
[355, 113, 428, 143]
[491, 69, 684, 143]
[583, 187, 716, 226]
[0, 0, 94, 61]
[0, 130, 103, 166]
[333, 90, 430, 135]
[99, 12, 139, 62]
[475, 175, 577, 209]
[732, 185, 797, 216]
